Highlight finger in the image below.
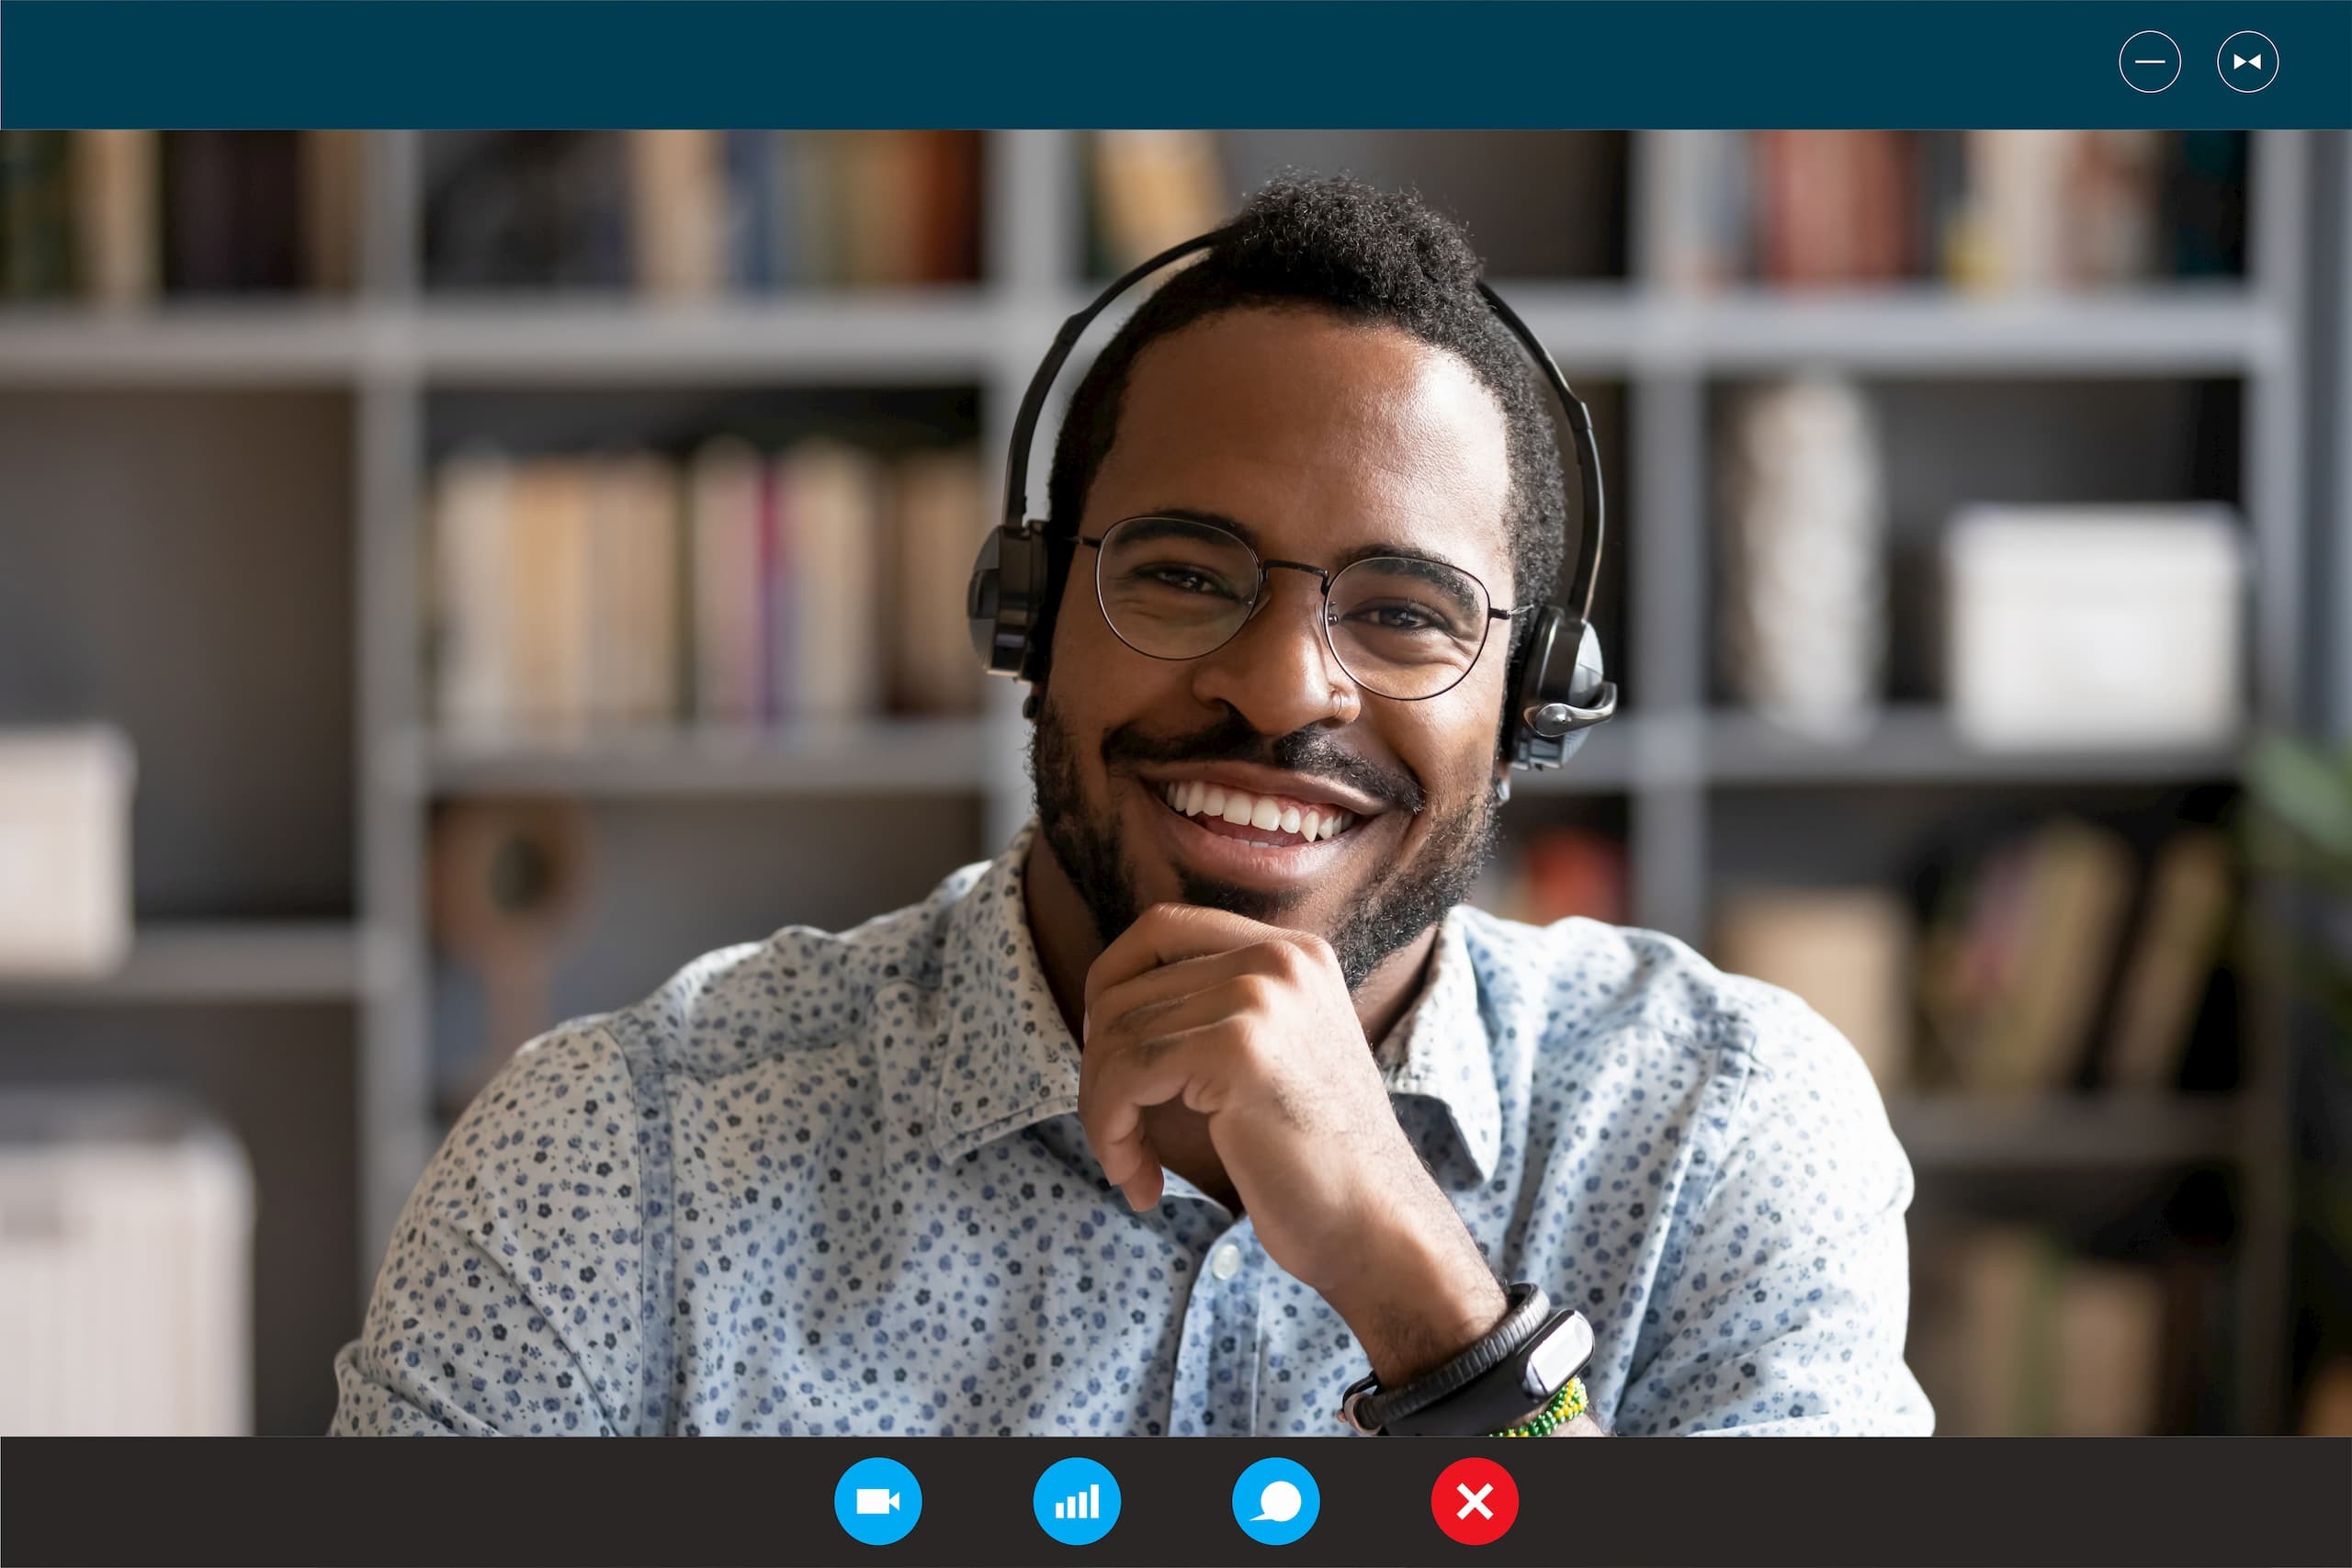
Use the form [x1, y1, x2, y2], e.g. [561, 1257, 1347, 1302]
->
[1118, 1134, 1164, 1213]
[1082, 903, 1283, 1022]
[1079, 1010, 1240, 1202]
[1085, 945, 1265, 1046]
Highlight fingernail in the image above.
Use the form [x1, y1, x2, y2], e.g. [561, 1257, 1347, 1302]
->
[1081, 1010, 1091, 1044]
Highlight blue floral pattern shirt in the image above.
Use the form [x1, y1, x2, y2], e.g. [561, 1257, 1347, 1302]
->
[331, 820, 1931, 1437]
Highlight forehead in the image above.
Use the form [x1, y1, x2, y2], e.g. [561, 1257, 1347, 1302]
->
[1087, 306, 1517, 592]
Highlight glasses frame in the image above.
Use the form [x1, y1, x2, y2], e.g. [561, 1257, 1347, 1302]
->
[1077, 514, 1521, 703]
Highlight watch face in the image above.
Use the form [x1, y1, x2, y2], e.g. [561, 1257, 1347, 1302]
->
[1524, 1310, 1595, 1394]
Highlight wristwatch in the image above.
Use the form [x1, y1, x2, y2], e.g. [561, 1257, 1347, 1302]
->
[1339, 1284, 1596, 1437]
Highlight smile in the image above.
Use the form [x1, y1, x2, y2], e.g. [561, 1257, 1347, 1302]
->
[1153, 779, 1364, 848]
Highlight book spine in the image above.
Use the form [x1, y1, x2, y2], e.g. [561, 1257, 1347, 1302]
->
[301, 130, 364, 294]
[74, 130, 159, 308]
[2, 131, 78, 298]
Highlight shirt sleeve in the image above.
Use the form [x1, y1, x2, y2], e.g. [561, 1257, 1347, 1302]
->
[1613, 981, 1934, 1437]
[328, 1022, 657, 1436]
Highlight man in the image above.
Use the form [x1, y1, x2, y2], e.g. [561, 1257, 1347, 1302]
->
[331, 175, 1930, 1438]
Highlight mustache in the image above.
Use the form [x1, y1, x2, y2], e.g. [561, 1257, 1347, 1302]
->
[1098, 709, 1426, 815]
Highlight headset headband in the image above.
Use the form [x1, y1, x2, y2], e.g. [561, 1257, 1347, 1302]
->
[999, 226, 1606, 626]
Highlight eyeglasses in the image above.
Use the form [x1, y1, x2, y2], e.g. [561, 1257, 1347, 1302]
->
[1078, 513, 1517, 703]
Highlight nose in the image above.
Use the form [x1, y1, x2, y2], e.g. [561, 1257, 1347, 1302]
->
[1187, 568, 1362, 733]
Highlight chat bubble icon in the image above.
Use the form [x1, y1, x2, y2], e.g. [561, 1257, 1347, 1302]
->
[1252, 1481, 1302, 1523]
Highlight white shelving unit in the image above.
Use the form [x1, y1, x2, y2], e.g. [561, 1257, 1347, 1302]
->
[0, 129, 2331, 1434]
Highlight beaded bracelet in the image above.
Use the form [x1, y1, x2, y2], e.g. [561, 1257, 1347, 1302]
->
[1486, 1375, 1589, 1437]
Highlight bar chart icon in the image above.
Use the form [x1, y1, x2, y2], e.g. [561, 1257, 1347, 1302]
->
[1033, 1457, 1121, 1545]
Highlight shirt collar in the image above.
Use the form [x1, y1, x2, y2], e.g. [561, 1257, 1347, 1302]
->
[929, 820, 1502, 1185]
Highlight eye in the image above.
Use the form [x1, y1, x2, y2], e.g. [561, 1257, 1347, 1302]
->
[1346, 600, 1453, 635]
[1138, 563, 1242, 598]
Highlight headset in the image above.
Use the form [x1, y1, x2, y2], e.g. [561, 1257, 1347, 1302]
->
[967, 225, 1618, 772]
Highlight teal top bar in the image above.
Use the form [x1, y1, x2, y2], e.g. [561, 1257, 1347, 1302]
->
[2, 1, 2346, 130]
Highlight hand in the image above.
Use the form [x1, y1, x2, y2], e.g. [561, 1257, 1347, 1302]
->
[1080, 903, 1507, 1383]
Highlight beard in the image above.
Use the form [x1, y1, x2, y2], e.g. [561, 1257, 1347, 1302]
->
[1028, 693, 1502, 992]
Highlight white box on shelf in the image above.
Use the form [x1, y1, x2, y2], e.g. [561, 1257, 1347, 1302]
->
[1943, 504, 2245, 750]
[0, 726, 136, 976]
[0, 1093, 254, 1435]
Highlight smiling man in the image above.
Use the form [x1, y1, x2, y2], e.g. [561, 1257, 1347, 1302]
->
[331, 175, 1931, 1438]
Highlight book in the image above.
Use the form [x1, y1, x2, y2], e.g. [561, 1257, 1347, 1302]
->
[1918, 816, 2138, 1094]
[721, 130, 782, 291]
[688, 439, 766, 725]
[430, 449, 518, 737]
[789, 130, 846, 288]
[1912, 1227, 2167, 1435]
[504, 457, 595, 732]
[1648, 130, 1747, 291]
[627, 130, 725, 299]
[887, 447, 987, 714]
[918, 130, 984, 284]
[2101, 829, 2233, 1091]
[583, 454, 684, 727]
[72, 130, 158, 308]
[1713, 886, 1912, 1095]
[2052, 1258, 2167, 1436]
[1751, 131, 1912, 286]
[0, 131, 75, 298]
[779, 441, 886, 720]
[163, 131, 305, 294]
[1091, 130, 1225, 276]
[840, 130, 926, 288]
[2067, 130, 2165, 284]
[2163, 130, 2247, 278]
[757, 451, 791, 720]
[302, 130, 364, 293]
[1952, 130, 2070, 291]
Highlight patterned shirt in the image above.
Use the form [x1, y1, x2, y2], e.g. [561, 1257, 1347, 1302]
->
[331, 820, 1931, 1437]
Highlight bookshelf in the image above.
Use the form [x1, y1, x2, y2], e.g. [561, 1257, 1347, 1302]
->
[0, 129, 2336, 1436]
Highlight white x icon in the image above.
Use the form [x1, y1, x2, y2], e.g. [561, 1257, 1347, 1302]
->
[1455, 1483, 1495, 1520]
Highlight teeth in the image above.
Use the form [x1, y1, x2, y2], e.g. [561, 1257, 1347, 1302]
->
[1160, 782, 1362, 842]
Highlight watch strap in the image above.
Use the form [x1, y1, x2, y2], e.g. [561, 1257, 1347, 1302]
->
[1383, 1306, 1594, 1436]
[1340, 1282, 1549, 1435]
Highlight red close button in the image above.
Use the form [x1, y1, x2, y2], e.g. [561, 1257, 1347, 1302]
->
[1430, 1457, 1520, 1546]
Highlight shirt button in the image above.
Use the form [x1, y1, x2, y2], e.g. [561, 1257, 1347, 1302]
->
[1210, 1244, 1243, 1280]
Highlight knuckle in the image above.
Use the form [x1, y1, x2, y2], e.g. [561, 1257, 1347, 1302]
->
[1229, 973, 1280, 1015]
[1255, 940, 1307, 982]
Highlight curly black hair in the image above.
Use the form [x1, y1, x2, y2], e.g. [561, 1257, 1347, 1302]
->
[1040, 171, 1571, 682]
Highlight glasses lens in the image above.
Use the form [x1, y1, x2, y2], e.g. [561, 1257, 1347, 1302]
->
[1328, 556, 1493, 699]
[1095, 515, 1261, 660]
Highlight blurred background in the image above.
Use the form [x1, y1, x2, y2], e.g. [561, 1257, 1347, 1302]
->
[1, 128, 2348, 1437]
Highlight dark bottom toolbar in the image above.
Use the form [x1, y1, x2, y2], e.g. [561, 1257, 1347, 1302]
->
[3, 1436, 2347, 1567]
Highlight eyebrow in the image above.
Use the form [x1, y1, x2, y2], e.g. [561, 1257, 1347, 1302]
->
[1130, 505, 1492, 586]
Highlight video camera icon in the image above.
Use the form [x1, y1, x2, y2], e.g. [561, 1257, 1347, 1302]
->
[834, 1458, 922, 1546]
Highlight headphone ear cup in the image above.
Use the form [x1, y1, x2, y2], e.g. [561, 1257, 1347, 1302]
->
[1566, 617, 1607, 709]
[1503, 606, 1564, 771]
[1505, 608, 1611, 770]
[967, 523, 1057, 685]
[1546, 618, 1608, 764]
